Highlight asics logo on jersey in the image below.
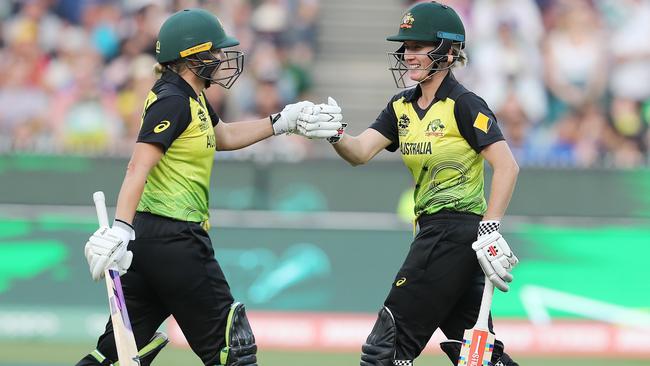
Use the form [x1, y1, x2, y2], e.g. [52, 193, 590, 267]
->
[154, 120, 171, 133]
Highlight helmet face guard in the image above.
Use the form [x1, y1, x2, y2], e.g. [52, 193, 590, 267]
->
[185, 49, 245, 89]
[156, 9, 244, 88]
[387, 39, 461, 88]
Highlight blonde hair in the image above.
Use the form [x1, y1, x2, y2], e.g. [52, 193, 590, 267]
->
[452, 44, 467, 68]
[152, 61, 187, 78]
[153, 63, 166, 78]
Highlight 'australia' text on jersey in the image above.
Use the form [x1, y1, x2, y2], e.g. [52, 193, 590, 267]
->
[400, 141, 432, 155]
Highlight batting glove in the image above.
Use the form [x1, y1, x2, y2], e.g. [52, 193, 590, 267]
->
[297, 97, 343, 139]
[84, 219, 134, 281]
[472, 221, 518, 292]
[324, 97, 346, 143]
[270, 101, 314, 135]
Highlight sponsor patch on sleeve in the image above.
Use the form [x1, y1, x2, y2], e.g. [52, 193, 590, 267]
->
[473, 112, 491, 133]
[154, 120, 171, 133]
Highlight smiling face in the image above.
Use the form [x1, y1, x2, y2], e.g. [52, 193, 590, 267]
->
[387, 40, 453, 88]
[402, 41, 438, 82]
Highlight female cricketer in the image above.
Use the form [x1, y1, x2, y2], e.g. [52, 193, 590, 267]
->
[77, 8, 341, 366]
[298, 2, 520, 365]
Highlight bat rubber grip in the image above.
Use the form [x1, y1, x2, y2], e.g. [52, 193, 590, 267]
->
[93, 191, 110, 228]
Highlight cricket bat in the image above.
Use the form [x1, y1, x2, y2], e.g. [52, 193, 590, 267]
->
[458, 278, 495, 366]
[93, 191, 141, 366]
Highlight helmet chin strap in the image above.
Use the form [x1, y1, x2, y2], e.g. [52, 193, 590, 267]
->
[416, 59, 440, 85]
[417, 42, 454, 86]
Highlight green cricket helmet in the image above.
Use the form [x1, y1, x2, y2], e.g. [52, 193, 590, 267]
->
[386, 1, 466, 88]
[156, 8, 244, 89]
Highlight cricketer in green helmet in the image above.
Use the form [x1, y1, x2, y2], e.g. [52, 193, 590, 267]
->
[296, 2, 521, 365]
[77, 8, 342, 366]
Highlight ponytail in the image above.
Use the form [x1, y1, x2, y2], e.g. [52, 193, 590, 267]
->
[153, 63, 166, 78]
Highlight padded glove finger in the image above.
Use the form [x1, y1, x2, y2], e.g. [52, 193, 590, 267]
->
[492, 260, 514, 282]
[314, 104, 341, 115]
[298, 112, 343, 124]
[297, 120, 342, 131]
[90, 254, 109, 281]
[488, 272, 510, 292]
[302, 129, 339, 138]
[114, 250, 133, 276]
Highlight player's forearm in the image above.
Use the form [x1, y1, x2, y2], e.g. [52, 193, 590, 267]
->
[114, 162, 150, 225]
[332, 134, 371, 166]
[215, 119, 273, 151]
[483, 160, 519, 221]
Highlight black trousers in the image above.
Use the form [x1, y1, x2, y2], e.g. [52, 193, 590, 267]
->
[385, 211, 496, 361]
[79, 212, 234, 366]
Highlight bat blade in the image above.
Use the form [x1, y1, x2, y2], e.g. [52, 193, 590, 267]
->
[458, 328, 495, 366]
[105, 269, 140, 365]
[458, 279, 495, 366]
[93, 191, 140, 365]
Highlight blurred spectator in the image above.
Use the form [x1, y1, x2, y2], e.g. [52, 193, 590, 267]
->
[471, 0, 544, 47]
[542, 0, 609, 166]
[0, 7, 50, 150]
[5, 0, 63, 54]
[289, 0, 320, 47]
[602, 0, 650, 166]
[605, 98, 646, 167]
[114, 54, 158, 142]
[604, 0, 650, 102]
[251, 0, 289, 44]
[49, 49, 122, 153]
[469, 19, 547, 165]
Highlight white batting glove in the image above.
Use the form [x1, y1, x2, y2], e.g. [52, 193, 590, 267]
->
[325, 98, 346, 144]
[84, 219, 135, 281]
[270, 101, 315, 135]
[472, 221, 518, 292]
[297, 97, 343, 139]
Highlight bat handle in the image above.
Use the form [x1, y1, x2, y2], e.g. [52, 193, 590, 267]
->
[476, 277, 494, 330]
[93, 191, 110, 228]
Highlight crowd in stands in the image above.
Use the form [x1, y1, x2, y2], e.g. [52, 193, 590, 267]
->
[407, 0, 650, 168]
[0, 0, 318, 157]
[1, 0, 649, 168]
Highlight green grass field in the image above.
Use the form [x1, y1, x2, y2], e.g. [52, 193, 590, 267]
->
[0, 341, 647, 366]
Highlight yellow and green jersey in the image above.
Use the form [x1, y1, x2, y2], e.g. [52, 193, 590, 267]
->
[370, 72, 504, 217]
[136, 71, 218, 223]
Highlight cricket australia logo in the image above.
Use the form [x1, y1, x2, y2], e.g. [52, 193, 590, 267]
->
[400, 13, 414, 29]
[425, 119, 445, 137]
[398, 114, 411, 136]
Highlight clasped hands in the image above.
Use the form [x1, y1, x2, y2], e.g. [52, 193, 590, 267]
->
[271, 97, 346, 143]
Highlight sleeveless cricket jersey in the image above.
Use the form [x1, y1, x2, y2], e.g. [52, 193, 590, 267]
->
[370, 72, 504, 217]
[136, 71, 218, 223]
